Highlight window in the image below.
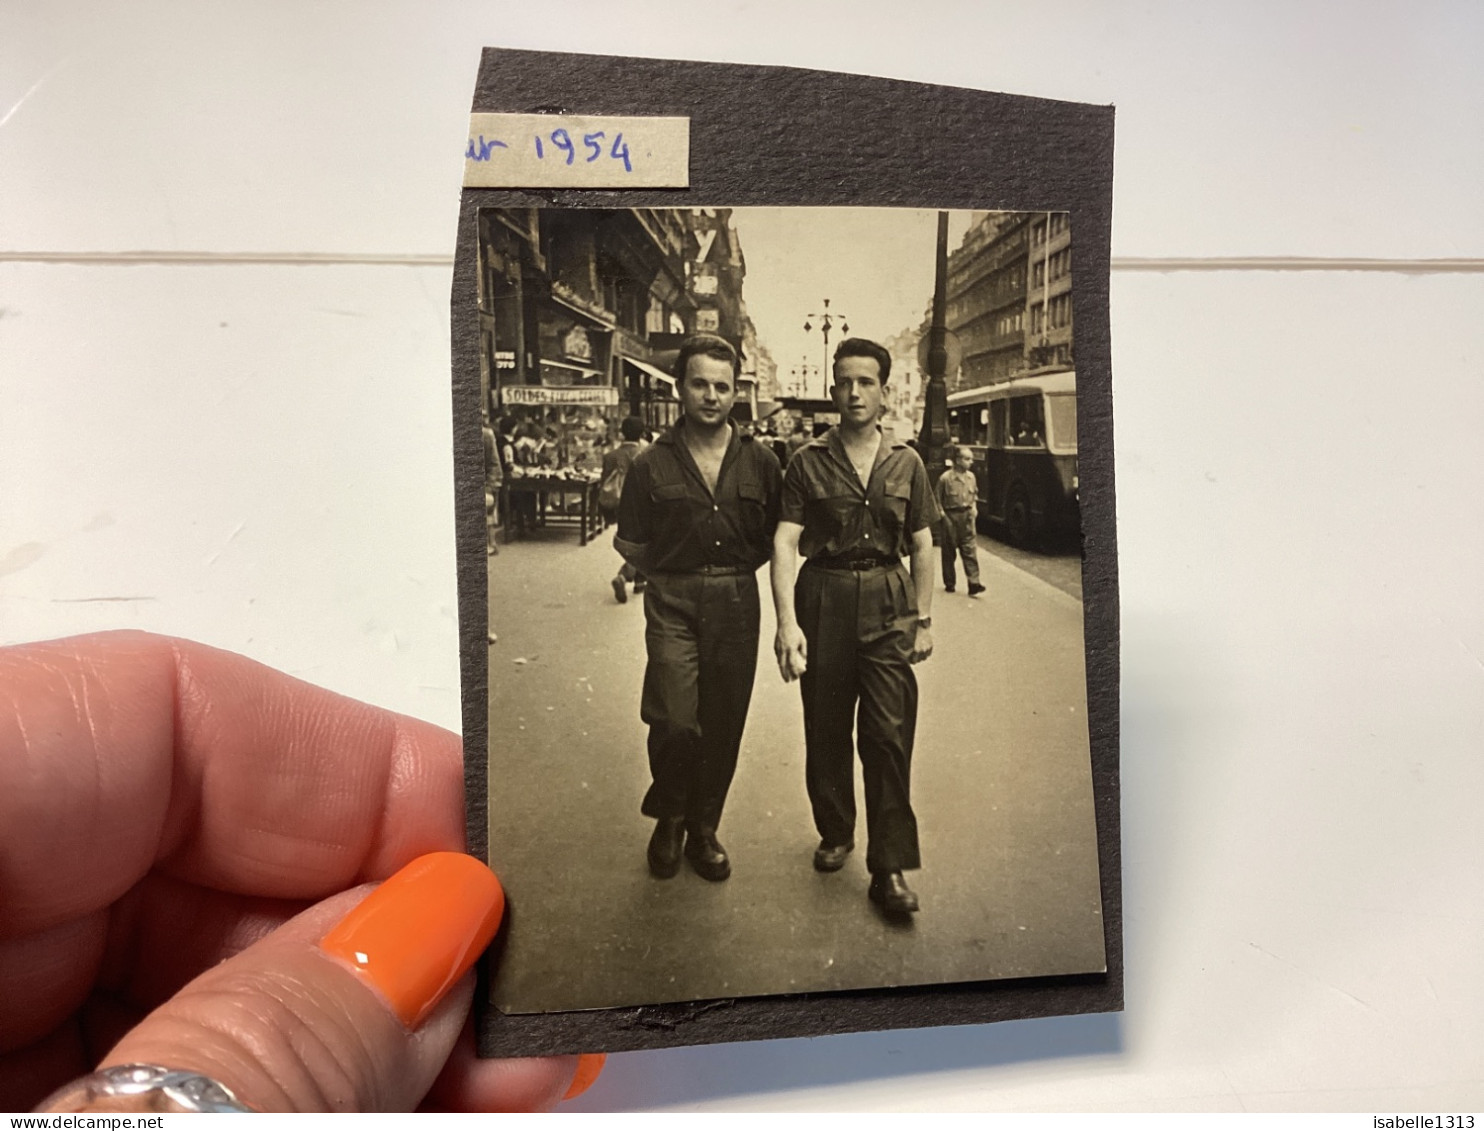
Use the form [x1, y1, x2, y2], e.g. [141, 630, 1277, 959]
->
[1007, 396, 1046, 447]
[1046, 392, 1077, 452]
[989, 399, 1008, 447]
[1050, 293, 1073, 329]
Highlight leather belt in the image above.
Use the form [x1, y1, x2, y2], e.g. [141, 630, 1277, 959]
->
[805, 556, 901, 571]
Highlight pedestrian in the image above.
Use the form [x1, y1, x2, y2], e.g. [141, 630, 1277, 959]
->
[770, 337, 940, 916]
[937, 444, 984, 595]
[614, 334, 783, 883]
[601, 415, 646, 603]
[482, 420, 502, 556]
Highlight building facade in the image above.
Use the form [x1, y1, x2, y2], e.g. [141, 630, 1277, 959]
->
[944, 210, 1074, 393]
[476, 208, 761, 456]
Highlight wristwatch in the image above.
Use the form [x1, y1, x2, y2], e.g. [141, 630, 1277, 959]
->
[917, 616, 932, 629]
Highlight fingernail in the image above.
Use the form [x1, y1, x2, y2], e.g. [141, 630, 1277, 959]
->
[319, 851, 503, 1029]
[562, 1053, 607, 1101]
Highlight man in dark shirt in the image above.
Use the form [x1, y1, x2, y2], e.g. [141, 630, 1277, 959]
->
[602, 415, 646, 603]
[615, 334, 783, 882]
[770, 337, 940, 915]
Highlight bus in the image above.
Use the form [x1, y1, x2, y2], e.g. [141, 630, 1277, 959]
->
[945, 368, 1079, 547]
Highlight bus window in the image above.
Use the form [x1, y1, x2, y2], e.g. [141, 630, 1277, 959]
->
[1008, 395, 1045, 448]
[948, 407, 969, 445]
[989, 399, 1008, 447]
[1045, 392, 1077, 453]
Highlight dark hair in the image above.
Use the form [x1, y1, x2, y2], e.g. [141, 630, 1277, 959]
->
[673, 333, 739, 379]
[832, 337, 891, 383]
[620, 415, 644, 441]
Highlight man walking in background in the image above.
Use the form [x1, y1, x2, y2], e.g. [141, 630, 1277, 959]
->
[937, 444, 984, 596]
[601, 415, 646, 603]
[771, 337, 940, 916]
[615, 335, 782, 883]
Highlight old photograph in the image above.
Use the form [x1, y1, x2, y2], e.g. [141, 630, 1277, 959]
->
[475, 205, 1103, 1014]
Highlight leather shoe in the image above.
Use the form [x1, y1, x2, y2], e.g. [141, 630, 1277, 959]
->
[646, 817, 685, 878]
[684, 824, 731, 882]
[968, 582, 986, 596]
[944, 585, 956, 593]
[868, 870, 920, 914]
[813, 839, 854, 872]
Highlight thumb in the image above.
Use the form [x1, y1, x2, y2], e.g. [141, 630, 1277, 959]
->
[73, 853, 513, 1112]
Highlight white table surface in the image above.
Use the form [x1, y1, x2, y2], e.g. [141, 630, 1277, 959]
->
[3, 0, 1481, 1112]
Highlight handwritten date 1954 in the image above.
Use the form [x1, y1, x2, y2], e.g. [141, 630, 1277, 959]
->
[467, 129, 632, 172]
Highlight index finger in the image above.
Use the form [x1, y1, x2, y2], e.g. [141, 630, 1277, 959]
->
[0, 632, 466, 939]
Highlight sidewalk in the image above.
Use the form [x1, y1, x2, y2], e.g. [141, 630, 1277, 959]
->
[485, 529, 1105, 1014]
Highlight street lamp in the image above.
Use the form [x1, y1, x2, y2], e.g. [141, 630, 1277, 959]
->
[918, 211, 951, 479]
[787, 362, 820, 398]
[803, 298, 849, 399]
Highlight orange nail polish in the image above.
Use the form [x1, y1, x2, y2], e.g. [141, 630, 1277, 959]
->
[562, 1053, 606, 1101]
[320, 851, 504, 1029]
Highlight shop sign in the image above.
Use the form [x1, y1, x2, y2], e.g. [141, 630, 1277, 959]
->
[494, 350, 517, 369]
[561, 325, 593, 362]
[502, 385, 619, 406]
[695, 309, 720, 333]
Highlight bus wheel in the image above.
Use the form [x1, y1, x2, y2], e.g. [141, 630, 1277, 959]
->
[1005, 485, 1033, 547]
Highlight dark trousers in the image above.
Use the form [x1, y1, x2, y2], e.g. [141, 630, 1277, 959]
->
[639, 570, 760, 830]
[940, 508, 980, 589]
[795, 563, 921, 873]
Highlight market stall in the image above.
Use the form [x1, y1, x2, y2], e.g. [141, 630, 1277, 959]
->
[497, 384, 614, 545]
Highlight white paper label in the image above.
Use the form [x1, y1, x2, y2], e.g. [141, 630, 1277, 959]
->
[463, 113, 689, 188]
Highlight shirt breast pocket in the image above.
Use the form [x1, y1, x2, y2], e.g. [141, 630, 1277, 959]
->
[737, 479, 769, 535]
[883, 478, 913, 533]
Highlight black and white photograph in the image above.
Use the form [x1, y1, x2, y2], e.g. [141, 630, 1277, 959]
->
[475, 205, 1103, 1015]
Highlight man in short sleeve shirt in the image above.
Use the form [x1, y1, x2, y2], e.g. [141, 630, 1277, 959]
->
[770, 338, 941, 915]
[615, 335, 783, 883]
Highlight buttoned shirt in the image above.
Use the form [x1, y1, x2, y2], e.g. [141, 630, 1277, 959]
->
[936, 467, 978, 510]
[780, 427, 941, 562]
[615, 420, 782, 574]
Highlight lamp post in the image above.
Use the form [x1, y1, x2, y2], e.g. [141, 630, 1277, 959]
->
[918, 211, 951, 480]
[787, 363, 819, 398]
[803, 299, 849, 399]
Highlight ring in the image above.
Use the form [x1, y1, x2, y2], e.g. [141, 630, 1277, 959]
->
[35, 1063, 253, 1114]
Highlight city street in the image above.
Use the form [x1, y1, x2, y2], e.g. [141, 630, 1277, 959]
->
[485, 525, 1105, 1015]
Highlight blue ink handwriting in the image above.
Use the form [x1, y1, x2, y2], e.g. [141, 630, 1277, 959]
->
[465, 135, 508, 161]
[467, 128, 634, 173]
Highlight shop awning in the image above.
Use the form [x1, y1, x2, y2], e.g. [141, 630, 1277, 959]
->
[540, 359, 604, 379]
[623, 356, 676, 387]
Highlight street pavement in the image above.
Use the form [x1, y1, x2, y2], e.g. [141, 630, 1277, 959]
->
[486, 524, 1105, 1014]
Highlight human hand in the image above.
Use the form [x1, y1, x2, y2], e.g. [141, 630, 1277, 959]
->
[774, 623, 808, 682]
[1, 632, 604, 1113]
[909, 624, 934, 664]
